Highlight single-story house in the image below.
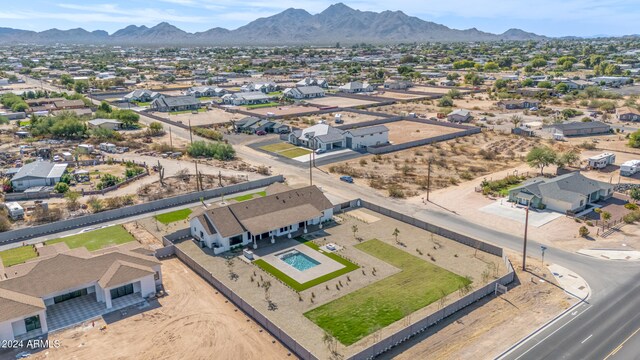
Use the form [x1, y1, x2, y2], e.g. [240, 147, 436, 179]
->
[87, 118, 123, 131]
[221, 92, 271, 106]
[508, 172, 614, 213]
[53, 100, 85, 110]
[234, 117, 275, 133]
[0, 112, 26, 120]
[0, 244, 162, 341]
[617, 106, 640, 121]
[543, 121, 611, 137]
[283, 86, 325, 99]
[288, 123, 389, 151]
[384, 81, 413, 90]
[447, 109, 472, 123]
[339, 81, 373, 93]
[10, 161, 68, 192]
[512, 126, 535, 137]
[590, 76, 632, 87]
[561, 79, 591, 90]
[191, 184, 333, 253]
[439, 80, 455, 86]
[185, 86, 226, 98]
[123, 89, 161, 103]
[497, 99, 540, 110]
[296, 77, 328, 88]
[150, 95, 200, 112]
[240, 82, 278, 93]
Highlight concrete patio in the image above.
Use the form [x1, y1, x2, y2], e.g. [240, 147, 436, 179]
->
[480, 199, 563, 227]
[47, 292, 145, 331]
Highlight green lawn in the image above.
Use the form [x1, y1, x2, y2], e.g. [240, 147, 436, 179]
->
[260, 142, 296, 152]
[155, 208, 193, 224]
[245, 102, 280, 110]
[304, 239, 470, 345]
[0, 246, 37, 267]
[498, 183, 522, 197]
[279, 148, 312, 158]
[133, 101, 151, 107]
[46, 225, 135, 251]
[267, 91, 282, 96]
[197, 96, 213, 101]
[231, 191, 266, 202]
[169, 108, 206, 115]
[254, 239, 359, 292]
[19, 120, 31, 127]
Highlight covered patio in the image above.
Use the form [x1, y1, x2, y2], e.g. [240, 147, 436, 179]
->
[46, 292, 145, 331]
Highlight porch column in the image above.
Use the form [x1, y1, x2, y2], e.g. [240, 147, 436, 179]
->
[271, 234, 275, 244]
[253, 235, 257, 250]
[304, 222, 308, 234]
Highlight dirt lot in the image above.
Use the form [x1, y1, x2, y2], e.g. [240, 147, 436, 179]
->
[374, 91, 426, 100]
[153, 107, 243, 126]
[411, 86, 459, 94]
[386, 120, 461, 144]
[325, 131, 564, 198]
[244, 104, 320, 117]
[29, 258, 289, 360]
[307, 96, 380, 108]
[288, 111, 383, 129]
[391, 250, 574, 360]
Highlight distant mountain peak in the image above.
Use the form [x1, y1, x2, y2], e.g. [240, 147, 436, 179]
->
[0, 3, 548, 45]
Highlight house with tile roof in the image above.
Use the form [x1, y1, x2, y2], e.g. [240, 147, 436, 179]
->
[0, 244, 162, 341]
[190, 185, 334, 254]
[508, 172, 614, 213]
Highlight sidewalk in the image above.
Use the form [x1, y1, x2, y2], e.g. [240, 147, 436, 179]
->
[578, 249, 640, 261]
[548, 264, 590, 300]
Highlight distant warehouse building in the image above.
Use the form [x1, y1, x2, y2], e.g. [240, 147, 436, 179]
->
[543, 121, 611, 137]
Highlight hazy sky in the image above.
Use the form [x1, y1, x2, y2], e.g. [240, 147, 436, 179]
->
[0, 0, 638, 37]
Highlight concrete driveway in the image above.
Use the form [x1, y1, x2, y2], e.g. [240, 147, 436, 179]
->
[480, 199, 563, 227]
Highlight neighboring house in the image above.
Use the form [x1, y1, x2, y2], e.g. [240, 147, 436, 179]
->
[497, 99, 540, 110]
[296, 77, 328, 88]
[241, 82, 278, 93]
[288, 123, 389, 151]
[561, 79, 591, 90]
[191, 184, 334, 253]
[150, 95, 200, 112]
[10, 161, 68, 192]
[617, 106, 640, 121]
[221, 92, 271, 106]
[185, 86, 226, 98]
[508, 172, 614, 213]
[512, 126, 535, 137]
[87, 119, 123, 131]
[123, 90, 160, 103]
[384, 80, 413, 90]
[0, 244, 162, 341]
[339, 81, 373, 93]
[447, 109, 472, 123]
[543, 121, 611, 137]
[591, 76, 632, 87]
[283, 86, 325, 99]
[53, 100, 85, 110]
[234, 117, 275, 134]
[439, 80, 455, 86]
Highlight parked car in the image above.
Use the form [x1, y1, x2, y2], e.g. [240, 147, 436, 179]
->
[256, 130, 267, 136]
[315, 148, 326, 154]
[340, 175, 354, 183]
[529, 107, 539, 111]
[52, 155, 61, 162]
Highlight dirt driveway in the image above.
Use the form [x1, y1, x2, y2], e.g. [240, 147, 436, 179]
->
[33, 258, 290, 360]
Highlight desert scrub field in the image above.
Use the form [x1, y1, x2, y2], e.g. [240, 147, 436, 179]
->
[325, 131, 574, 198]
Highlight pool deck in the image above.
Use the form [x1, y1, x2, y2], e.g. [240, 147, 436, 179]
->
[259, 244, 345, 284]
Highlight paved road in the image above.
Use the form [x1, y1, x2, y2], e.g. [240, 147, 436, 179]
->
[17, 75, 640, 359]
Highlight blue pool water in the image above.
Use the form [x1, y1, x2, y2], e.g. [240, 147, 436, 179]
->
[280, 250, 320, 271]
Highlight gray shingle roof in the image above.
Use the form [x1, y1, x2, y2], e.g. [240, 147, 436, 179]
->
[545, 121, 610, 132]
[153, 95, 199, 108]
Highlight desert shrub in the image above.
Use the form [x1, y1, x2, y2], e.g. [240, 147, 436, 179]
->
[624, 203, 639, 211]
[387, 184, 405, 198]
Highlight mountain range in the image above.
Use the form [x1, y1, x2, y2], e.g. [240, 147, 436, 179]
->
[0, 3, 547, 46]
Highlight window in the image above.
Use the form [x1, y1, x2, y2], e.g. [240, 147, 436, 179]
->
[154, 272, 160, 281]
[24, 315, 41, 332]
[53, 288, 88, 304]
[200, 231, 203, 238]
[110, 283, 134, 300]
[229, 235, 243, 246]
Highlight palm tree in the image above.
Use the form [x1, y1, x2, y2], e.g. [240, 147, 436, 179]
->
[392, 228, 400, 244]
[602, 211, 612, 230]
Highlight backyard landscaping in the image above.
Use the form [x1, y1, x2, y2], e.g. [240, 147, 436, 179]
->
[254, 239, 359, 292]
[231, 191, 266, 202]
[260, 142, 312, 159]
[46, 224, 135, 251]
[245, 102, 280, 110]
[304, 239, 470, 345]
[0, 245, 37, 267]
[155, 208, 193, 224]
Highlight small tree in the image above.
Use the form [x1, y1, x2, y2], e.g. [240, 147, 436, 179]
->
[351, 224, 358, 240]
[392, 228, 400, 244]
[64, 191, 81, 211]
[510, 115, 522, 129]
[579, 226, 590, 238]
[148, 121, 164, 136]
[54, 182, 69, 193]
[262, 280, 272, 302]
[630, 188, 640, 203]
[602, 211, 612, 230]
[526, 146, 557, 175]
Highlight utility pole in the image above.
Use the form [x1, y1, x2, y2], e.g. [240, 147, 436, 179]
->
[522, 205, 529, 271]
[188, 119, 194, 145]
[194, 160, 200, 191]
[169, 127, 173, 151]
[309, 152, 313, 186]
[426, 159, 432, 202]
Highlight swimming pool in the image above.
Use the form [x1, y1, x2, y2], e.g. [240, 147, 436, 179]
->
[279, 250, 320, 271]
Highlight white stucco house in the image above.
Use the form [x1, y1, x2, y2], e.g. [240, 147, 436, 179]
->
[191, 184, 334, 254]
[288, 123, 389, 151]
[0, 244, 162, 341]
